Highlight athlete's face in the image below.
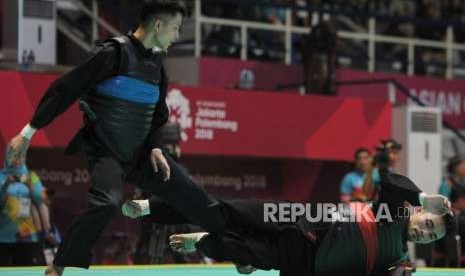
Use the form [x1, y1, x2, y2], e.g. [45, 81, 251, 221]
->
[408, 210, 445, 244]
[153, 13, 183, 51]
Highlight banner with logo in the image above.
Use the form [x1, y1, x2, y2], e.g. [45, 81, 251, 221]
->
[165, 85, 391, 161]
[26, 148, 346, 208]
[26, 148, 350, 234]
[1, 71, 391, 162]
[27, 149, 340, 203]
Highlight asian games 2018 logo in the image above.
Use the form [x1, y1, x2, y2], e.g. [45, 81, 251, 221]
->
[166, 88, 193, 141]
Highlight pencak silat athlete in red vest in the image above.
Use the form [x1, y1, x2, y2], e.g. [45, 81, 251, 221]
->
[123, 167, 456, 276]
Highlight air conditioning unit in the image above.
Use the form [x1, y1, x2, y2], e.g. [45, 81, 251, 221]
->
[3, 0, 56, 65]
[392, 105, 442, 195]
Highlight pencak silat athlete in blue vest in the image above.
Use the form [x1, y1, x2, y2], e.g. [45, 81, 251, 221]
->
[6, 2, 230, 276]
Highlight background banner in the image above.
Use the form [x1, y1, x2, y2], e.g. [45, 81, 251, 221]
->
[1, 71, 392, 162]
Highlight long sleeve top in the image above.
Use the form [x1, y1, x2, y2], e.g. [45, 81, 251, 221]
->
[29, 35, 169, 150]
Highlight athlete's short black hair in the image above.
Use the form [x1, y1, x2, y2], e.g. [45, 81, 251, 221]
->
[140, 1, 186, 26]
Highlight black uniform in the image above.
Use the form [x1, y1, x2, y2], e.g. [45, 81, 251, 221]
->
[147, 169, 422, 276]
[29, 34, 227, 268]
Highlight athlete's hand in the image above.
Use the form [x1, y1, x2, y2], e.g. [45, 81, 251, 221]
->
[422, 194, 452, 215]
[6, 134, 30, 167]
[150, 148, 171, 181]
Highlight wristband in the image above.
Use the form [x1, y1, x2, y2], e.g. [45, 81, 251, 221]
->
[20, 124, 37, 140]
[419, 192, 427, 206]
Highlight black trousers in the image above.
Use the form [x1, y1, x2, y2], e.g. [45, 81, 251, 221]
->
[53, 153, 227, 268]
[0, 242, 45, 266]
[148, 198, 316, 276]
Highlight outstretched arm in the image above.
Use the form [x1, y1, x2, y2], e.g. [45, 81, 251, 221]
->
[31, 43, 118, 130]
[6, 43, 118, 167]
[377, 168, 421, 207]
[377, 168, 451, 215]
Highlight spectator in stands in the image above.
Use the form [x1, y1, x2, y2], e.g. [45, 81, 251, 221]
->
[339, 148, 375, 203]
[202, 1, 242, 58]
[0, 165, 45, 266]
[195, 0, 465, 74]
[415, 0, 447, 75]
[263, 0, 286, 25]
[366, 0, 391, 15]
[343, 0, 369, 26]
[381, 0, 416, 67]
[294, 0, 310, 27]
[247, 0, 288, 61]
[443, 0, 465, 63]
[442, 0, 465, 20]
[439, 156, 465, 200]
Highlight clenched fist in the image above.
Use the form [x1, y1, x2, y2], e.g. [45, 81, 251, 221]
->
[6, 134, 30, 167]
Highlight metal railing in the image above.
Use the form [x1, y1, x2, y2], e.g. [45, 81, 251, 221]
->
[56, 0, 121, 52]
[194, 0, 465, 79]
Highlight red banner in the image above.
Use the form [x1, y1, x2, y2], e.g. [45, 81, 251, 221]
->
[25, 148, 350, 233]
[164, 85, 391, 161]
[199, 57, 465, 130]
[26, 149, 337, 203]
[1, 71, 391, 161]
[337, 69, 465, 130]
[1, 71, 79, 148]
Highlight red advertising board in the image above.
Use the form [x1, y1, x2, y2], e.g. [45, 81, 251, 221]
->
[26, 148, 350, 233]
[167, 85, 391, 161]
[0, 71, 391, 162]
[199, 57, 465, 130]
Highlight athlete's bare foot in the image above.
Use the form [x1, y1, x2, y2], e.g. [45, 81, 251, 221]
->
[169, 232, 209, 253]
[44, 265, 64, 276]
